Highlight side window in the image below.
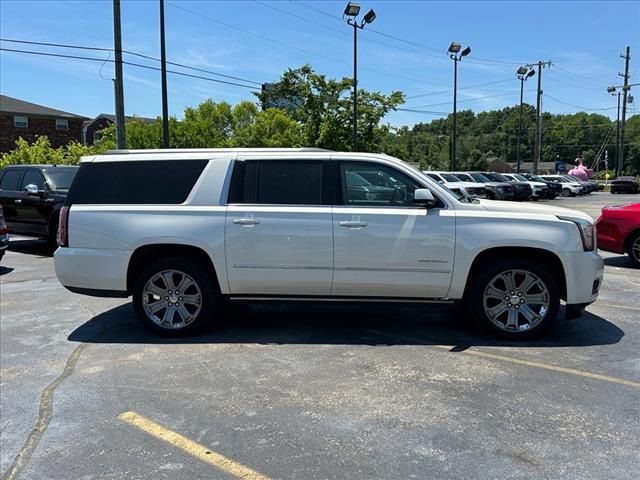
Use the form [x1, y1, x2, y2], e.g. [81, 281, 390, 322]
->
[426, 173, 443, 183]
[229, 160, 323, 205]
[340, 162, 421, 207]
[22, 170, 45, 190]
[0, 169, 23, 191]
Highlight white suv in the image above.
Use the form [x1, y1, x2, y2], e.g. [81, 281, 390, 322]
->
[54, 149, 603, 338]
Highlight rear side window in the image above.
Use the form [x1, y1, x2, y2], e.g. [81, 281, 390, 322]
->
[0, 169, 23, 191]
[68, 160, 207, 204]
[229, 160, 323, 205]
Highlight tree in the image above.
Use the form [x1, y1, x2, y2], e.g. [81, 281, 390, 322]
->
[256, 64, 404, 151]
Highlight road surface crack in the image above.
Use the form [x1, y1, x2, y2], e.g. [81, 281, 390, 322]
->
[1, 302, 104, 480]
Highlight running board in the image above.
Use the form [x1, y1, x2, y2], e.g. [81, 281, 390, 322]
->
[227, 296, 455, 304]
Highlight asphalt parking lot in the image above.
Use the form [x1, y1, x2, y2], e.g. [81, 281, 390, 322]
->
[1, 192, 639, 480]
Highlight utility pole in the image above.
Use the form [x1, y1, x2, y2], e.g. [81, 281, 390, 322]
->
[618, 46, 630, 176]
[529, 61, 551, 174]
[113, 0, 126, 149]
[159, 0, 169, 148]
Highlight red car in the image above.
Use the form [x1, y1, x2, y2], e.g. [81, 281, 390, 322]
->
[596, 202, 640, 267]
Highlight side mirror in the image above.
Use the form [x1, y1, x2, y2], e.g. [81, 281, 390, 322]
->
[413, 188, 436, 207]
[25, 184, 40, 196]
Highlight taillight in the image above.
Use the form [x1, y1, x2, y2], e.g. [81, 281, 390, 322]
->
[0, 224, 8, 235]
[57, 206, 69, 247]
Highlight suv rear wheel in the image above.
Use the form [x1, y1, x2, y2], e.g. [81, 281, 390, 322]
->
[561, 188, 571, 197]
[133, 258, 218, 336]
[468, 258, 560, 338]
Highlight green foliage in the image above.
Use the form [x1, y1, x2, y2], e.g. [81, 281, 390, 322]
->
[0, 136, 104, 169]
[256, 64, 404, 152]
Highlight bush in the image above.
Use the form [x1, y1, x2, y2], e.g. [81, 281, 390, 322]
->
[0, 136, 105, 169]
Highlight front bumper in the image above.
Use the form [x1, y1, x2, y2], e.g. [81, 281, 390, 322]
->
[562, 250, 604, 305]
[494, 189, 515, 200]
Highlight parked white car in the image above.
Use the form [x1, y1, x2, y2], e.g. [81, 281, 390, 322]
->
[422, 171, 486, 198]
[54, 149, 603, 339]
[502, 173, 549, 199]
[540, 175, 583, 197]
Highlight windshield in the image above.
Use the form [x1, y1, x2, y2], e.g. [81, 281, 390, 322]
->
[441, 173, 461, 182]
[484, 172, 509, 182]
[469, 172, 490, 182]
[42, 168, 78, 191]
[346, 171, 372, 187]
[513, 174, 528, 181]
[454, 173, 474, 182]
[527, 174, 544, 182]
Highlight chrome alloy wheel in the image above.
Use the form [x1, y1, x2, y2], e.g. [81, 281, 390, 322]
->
[142, 270, 202, 329]
[633, 237, 640, 263]
[482, 269, 550, 333]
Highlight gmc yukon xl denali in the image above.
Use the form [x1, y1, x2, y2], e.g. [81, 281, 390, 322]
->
[54, 149, 603, 338]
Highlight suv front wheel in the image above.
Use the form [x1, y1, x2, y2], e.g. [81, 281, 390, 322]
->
[468, 258, 560, 338]
[133, 258, 218, 336]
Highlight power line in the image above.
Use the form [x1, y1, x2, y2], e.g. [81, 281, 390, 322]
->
[407, 91, 519, 109]
[545, 73, 605, 91]
[166, 1, 448, 88]
[0, 48, 259, 89]
[545, 94, 618, 112]
[0, 37, 262, 86]
[552, 65, 612, 87]
[290, 0, 525, 68]
[395, 108, 449, 115]
[405, 79, 514, 99]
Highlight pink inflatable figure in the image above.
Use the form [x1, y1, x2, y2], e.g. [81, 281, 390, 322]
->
[567, 157, 593, 181]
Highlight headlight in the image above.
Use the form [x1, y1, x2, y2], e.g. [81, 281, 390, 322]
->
[558, 216, 596, 251]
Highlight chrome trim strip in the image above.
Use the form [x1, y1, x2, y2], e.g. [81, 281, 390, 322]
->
[233, 265, 451, 274]
[233, 264, 331, 271]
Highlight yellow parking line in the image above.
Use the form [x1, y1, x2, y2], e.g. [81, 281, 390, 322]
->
[118, 411, 271, 480]
[367, 330, 640, 389]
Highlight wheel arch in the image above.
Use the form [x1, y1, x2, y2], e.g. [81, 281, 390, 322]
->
[127, 243, 221, 295]
[463, 246, 567, 301]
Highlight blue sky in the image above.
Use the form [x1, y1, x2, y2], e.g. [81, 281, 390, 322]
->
[1, 0, 639, 126]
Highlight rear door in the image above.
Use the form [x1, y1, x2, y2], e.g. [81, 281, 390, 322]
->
[225, 158, 333, 295]
[331, 160, 455, 298]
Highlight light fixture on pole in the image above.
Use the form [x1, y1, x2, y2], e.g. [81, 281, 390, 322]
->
[516, 66, 535, 173]
[448, 42, 471, 171]
[344, 2, 376, 152]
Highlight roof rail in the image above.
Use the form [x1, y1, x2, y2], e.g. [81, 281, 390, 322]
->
[104, 147, 332, 155]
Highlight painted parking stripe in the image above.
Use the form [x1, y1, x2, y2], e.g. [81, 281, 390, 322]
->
[367, 330, 640, 389]
[118, 411, 271, 480]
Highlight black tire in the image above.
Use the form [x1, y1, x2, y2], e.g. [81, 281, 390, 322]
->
[627, 231, 640, 268]
[133, 257, 219, 337]
[467, 257, 560, 339]
[561, 188, 571, 197]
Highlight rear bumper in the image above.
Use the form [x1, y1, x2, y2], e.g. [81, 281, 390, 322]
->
[54, 247, 130, 293]
[562, 250, 604, 304]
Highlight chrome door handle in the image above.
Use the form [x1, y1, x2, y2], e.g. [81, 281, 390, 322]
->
[14, 199, 22, 204]
[339, 220, 368, 228]
[232, 218, 260, 226]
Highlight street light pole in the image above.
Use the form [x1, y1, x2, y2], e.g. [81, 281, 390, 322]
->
[516, 66, 535, 173]
[344, 2, 376, 153]
[448, 42, 471, 171]
[352, 19, 358, 153]
[112, 0, 126, 149]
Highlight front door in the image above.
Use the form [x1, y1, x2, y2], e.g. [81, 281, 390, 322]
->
[332, 161, 455, 299]
[225, 158, 333, 295]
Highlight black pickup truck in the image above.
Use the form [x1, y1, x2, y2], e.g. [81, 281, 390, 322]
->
[0, 165, 78, 250]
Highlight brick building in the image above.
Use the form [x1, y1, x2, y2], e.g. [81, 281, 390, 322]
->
[0, 95, 88, 153]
